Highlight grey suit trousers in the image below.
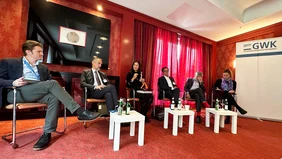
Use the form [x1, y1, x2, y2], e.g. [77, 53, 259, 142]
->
[7, 80, 80, 133]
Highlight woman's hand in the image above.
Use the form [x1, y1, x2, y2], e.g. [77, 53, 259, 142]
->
[131, 73, 138, 82]
[216, 87, 221, 91]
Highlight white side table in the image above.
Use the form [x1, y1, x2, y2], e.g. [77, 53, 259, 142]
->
[205, 108, 237, 134]
[163, 108, 195, 136]
[109, 110, 145, 151]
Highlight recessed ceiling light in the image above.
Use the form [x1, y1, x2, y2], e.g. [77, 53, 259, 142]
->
[95, 51, 100, 54]
[97, 5, 103, 11]
[97, 46, 103, 49]
[100, 37, 108, 41]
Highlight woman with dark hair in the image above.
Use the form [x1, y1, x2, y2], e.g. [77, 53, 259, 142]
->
[126, 61, 153, 123]
[213, 69, 247, 123]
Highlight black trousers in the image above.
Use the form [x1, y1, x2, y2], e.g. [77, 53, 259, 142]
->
[164, 88, 180, 104]
[189, 88, 205, 112]
[89, 85, 118, 111]
[135, 92, 153, 118]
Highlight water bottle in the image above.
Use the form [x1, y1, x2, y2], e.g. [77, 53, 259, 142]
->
[177, 98, 182, 110]
[118, 98, 123, 115]
[126, 99, 131, 115]
[224, 99, 228, 110]
[170, 97, 175, 110]
[215, 98, 219, 111]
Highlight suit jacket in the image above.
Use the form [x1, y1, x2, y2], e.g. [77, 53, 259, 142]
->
[184, 78, 206, 93]
[212, 78, 237, 91]
[80, 69, 109, 94]
[0, 57, 51, 107]
[157, 76, 177, 99]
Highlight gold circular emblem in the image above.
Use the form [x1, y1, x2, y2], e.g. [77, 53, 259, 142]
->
[66, 31, 80, 43]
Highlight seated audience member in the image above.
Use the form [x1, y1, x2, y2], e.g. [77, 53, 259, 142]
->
[126, 61, 153, 123]
[158, 67, 180, 104]
[184, 71, 210, 123]
[0, 40, 100, 151]
[213, 69, 247, 124]
[81, 56, 118, 112]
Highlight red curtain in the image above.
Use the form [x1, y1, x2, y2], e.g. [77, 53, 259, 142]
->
[134, 20, 156, 88]
[151, 28, 178, 105]
[134, 20, 212, 105]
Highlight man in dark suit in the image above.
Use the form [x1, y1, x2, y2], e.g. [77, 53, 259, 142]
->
[80, 56, 118, 112]
[0, 40, 100, 151]
[158, 67, 180, 104]
[184, 71, 209, 123]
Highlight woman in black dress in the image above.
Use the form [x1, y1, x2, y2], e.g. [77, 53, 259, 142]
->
[126, 61, 153, 123]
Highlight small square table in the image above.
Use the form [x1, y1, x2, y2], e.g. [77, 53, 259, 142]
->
[109, 110, 145, 151]
[205, 108, 237, 134]
[164, 108, 195, 136]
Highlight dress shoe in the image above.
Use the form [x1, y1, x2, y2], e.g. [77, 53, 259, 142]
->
[196, 116, 201, 123]
[78, 110, 101, 121]
[33, 133, 51, 151]
[239, 109, 247, 115]
[203, 101, 210, 108]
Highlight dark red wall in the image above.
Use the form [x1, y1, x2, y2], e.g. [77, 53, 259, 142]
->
[0, 0, 215, 97]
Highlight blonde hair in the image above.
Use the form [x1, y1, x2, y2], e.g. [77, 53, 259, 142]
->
[223, 69, 232, 78]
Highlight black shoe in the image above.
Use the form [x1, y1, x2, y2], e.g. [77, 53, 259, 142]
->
[33, 133, 51, 151]
[196, 116, 201, 123]
[145, 117, 151, 123]
[78, 110, 101, 121]
[239, 109, 247, 115]
[121, 123, 130, 127]
[225, 117, 230, 124]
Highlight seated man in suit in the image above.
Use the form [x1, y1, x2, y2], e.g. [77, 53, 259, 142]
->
[80, 56, 118, 112]
[184, 71, 210, 123]
[0, 40, 100, 151]
[158, 67, 180, 104]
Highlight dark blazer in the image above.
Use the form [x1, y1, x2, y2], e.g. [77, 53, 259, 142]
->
[80, 69, 109, 93]
[212, 78, 237, 91]
[0, 58, 51, 107]
[184, 78, 206, 93]
[157, 76, 177, 99]
[126, 71, 143, 90]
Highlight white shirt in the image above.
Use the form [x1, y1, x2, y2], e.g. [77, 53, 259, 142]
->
[92, 69, 103, 86]
[164, 75, 174, 90]
[190, 79, 200, 91]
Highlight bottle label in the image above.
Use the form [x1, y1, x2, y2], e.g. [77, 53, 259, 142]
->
[171, 104, 175, 110]
[126, 107, 130, 115]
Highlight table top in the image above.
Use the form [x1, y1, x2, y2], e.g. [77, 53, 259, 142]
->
[110, 110, 145, 122]
[165, 107, 194, 115]
[206, 108, 237, 116]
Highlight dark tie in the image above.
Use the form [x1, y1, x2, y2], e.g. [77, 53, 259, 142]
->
[95, 71, 102, 86]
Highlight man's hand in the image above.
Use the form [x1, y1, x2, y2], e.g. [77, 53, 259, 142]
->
[186, 93, 191, 99]
[13, 77, 28, 87]
[95, 85, 106, 90]
[228, 90, 235, 94]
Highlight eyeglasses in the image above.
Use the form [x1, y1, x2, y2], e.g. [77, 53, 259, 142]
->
[163, 70, 169, 72]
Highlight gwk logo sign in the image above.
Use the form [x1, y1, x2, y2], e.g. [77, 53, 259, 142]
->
[243, 40, 277, 52]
